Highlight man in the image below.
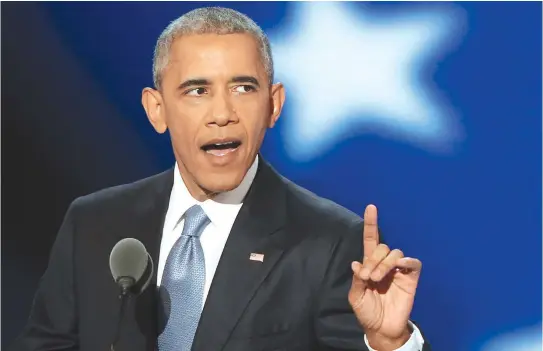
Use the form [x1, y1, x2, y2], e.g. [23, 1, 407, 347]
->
[11, 7, 428, 351]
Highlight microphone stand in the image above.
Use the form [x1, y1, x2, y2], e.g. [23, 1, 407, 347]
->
[110, 253, 154, 351]
[110, 277, 134, 351]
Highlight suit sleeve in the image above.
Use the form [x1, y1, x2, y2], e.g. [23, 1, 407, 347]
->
[9, 201, 80, 351]
[314, 220, 431, 351]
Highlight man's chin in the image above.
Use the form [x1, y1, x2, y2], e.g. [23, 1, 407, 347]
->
[198, 173, 245, 195]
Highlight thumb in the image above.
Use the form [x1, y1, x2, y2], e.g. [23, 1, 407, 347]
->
[351, 261, 366, 284]
[349, 262, 367, 306]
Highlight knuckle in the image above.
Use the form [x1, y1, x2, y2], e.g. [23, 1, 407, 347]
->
[377, 244, 390, 254]
[392, 249, 404, 257]
[378, 262, 392, 274]
[364, 258, 378, 268]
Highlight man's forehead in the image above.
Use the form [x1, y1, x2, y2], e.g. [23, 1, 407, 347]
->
[170, 32, 259, 53]
[165, 34, 265, 82]
[166, 55, 262, 73]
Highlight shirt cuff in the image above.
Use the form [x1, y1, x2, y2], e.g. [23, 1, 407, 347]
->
[364, 321, 425, 351]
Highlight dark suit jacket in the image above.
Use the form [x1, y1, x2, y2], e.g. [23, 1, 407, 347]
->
[10, 159, 430, 351]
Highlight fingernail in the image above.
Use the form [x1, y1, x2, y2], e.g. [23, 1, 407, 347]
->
[351, 262, 358, 273]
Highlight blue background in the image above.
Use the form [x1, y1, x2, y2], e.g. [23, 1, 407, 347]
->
[2, 2, 541, 351]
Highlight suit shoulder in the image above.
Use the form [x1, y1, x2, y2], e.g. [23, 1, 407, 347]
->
[281, 176, 362, 231]
[70, 169, 173, 212]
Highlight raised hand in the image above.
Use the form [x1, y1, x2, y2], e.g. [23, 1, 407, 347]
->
[348, 205, 422, 350]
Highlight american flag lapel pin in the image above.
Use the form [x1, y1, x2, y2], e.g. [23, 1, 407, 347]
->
[250, 253, 264, 262]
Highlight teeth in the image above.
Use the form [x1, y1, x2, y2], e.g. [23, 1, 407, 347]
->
[202, 141, 241, 152]
[207, 148, 236, 156]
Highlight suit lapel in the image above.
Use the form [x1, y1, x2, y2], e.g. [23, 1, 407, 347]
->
[121, 168, 174, 350]
[192, 159, 289, 351]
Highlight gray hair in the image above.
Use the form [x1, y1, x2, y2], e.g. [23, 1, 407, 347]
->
[153, 7, 274, 90]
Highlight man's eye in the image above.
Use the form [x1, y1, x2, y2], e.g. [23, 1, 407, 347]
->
[186, 87, 208, 96]
[233, 85, 256, 93]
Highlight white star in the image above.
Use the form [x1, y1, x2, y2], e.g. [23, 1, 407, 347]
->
[480, 324, 542, 351]
[269, 2, 467, 161]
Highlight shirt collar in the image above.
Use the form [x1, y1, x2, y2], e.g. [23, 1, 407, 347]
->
[169, 155, 259, 228]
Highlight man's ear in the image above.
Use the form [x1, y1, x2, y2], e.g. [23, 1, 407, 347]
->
[268, 82, 285, 128]
[142, 87, 167, 133]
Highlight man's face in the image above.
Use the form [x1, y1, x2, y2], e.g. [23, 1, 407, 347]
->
[143, 33, 285, 199]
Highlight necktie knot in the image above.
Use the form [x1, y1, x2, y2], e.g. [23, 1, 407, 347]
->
[181, 205, 210, 238]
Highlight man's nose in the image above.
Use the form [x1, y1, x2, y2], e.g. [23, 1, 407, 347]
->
[209, 92, 237, 127]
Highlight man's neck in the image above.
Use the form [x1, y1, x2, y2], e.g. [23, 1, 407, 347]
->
[175, 155, 260, 203]
[177, 172, 216, 202]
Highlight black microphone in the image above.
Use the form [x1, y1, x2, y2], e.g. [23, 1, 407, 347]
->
[109, 238, 154, 351]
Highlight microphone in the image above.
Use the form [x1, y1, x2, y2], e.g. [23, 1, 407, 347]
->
[110, 238, 153, 296]
[109, 238, 154, 351]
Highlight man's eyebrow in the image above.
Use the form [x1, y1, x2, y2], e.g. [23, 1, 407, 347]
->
[229, 76, 260, 87]
[176, 76, 261, 90]
[177, 78, 211, 90]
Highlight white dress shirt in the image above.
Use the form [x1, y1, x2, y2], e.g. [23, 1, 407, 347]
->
[157, 156, 258, 300]
[157, 155, 424, 351]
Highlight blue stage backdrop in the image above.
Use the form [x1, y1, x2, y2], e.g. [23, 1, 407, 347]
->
[2, 2, 541, 351]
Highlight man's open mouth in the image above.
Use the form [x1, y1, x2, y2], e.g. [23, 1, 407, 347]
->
[201, 140, 242, 156]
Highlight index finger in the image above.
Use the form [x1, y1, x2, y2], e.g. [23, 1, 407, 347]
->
[363, 204, 379, 259]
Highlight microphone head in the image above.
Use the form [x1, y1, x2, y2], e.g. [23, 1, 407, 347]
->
[109, 238, 149, 284]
